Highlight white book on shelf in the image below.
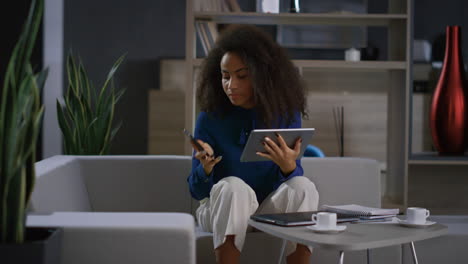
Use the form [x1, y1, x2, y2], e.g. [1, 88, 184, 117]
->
[205, 22, 218, 44]
[322, 204, 399, 217]
[201, 23, 213, 50]
[257, 0, 279, 13]
[195, 22, 209, 56]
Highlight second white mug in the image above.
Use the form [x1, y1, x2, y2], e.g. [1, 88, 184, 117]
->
[312, 212, 337, 229]
[406, 207, 430, 224]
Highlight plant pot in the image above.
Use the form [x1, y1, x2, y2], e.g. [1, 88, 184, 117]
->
[0, 227, 62, 264]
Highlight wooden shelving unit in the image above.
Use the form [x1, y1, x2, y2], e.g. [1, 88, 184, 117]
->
[185, 0, 414, 210]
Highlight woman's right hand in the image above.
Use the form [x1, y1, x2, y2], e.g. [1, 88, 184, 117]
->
[193, 139, 222, 175]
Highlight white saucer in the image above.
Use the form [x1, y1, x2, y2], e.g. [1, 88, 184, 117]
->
[397, 219, 436, 228]
[306, 225, 347, 234]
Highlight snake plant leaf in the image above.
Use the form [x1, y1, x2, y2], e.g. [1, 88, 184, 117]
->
[85, 117, 99, 154]
[100, 120, 122, 155]
[58, 52, 125, 155]
[4, 88, 24, 183]
[110, 120, 123, 143]
[64, 92, 78, 129]
[57, 101, 73, 150]
[97, 86, 113, 116]
[6, 42, 20, 91]
[78, 61, 92, 110]
[100, 54, 126, 98]
[114, 86, 125, 105]
[5, 168, 25, 242]
[101, 92, 116, 150]
[0, 0, 44, 244]
[67, 91, 86, 152]
[15, 0, 41, 77]
[25, 106, 43, 204]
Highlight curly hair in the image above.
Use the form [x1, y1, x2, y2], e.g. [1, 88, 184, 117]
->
[196, 24, 307, 128]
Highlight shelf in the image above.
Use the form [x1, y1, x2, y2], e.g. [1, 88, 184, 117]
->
[194, 12, 407, 26]
[293, 60, 406, 70]
[409, 152, 468, 165]
[192, 59, 406, 70]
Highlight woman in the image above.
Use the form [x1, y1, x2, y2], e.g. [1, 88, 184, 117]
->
[187, 25, 319, 264]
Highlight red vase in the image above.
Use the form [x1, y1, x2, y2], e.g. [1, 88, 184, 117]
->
[430, 25, 468, 155]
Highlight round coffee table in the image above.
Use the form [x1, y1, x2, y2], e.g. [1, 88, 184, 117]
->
[248, 218, 447, 264]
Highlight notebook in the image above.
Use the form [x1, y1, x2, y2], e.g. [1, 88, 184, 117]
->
[322, 204, 399, 217]
[250, 211, 359, 227]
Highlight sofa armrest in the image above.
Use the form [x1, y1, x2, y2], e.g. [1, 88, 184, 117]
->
[32, 156, 91, 212]
[27, 212, 196, 264]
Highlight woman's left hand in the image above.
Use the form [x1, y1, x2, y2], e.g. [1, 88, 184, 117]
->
[256, 133, 302, 175]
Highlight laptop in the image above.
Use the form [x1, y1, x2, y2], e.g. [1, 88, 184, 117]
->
[250, 211, 359, 227]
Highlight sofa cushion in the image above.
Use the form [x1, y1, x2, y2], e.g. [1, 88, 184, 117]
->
[301, 157, 381, 208]
[190, 157, 381, 216]
[79, 155, 192, 213]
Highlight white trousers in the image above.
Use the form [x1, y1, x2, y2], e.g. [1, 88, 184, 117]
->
[196, 176, 319, 257]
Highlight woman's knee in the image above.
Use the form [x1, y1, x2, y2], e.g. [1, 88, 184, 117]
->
[286, 176, 316, 190]
[212, 176, 254, 197]
[285, 177, 319, 199]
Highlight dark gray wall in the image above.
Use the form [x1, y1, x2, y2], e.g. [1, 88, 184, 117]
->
[64, 0, 185, 154]
[63, 0, 467, 154]
[414, 0, 468, 62]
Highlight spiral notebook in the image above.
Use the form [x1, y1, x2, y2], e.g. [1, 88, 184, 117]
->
[322, 204, 399, 217]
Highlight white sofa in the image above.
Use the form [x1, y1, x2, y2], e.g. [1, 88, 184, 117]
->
[28, 155, 402, 263]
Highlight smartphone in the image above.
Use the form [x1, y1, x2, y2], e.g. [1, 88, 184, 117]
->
[183, 129, 204, 152]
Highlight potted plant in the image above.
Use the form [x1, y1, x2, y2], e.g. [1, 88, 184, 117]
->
[56, 53, 125, 155]
[0, 0, 62, 263]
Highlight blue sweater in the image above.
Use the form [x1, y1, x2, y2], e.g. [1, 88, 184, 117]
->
[187, 106, 303, 203]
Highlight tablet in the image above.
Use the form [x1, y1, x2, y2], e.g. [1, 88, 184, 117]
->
[250, 211, 359, 227]
[240, 128, 315, 162]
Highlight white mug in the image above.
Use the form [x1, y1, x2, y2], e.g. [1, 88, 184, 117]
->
[312, 212, 337, 229]
[256, 0, 279, 13]
[345, 47, 361, 61]
[406, 207, 430, 224]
